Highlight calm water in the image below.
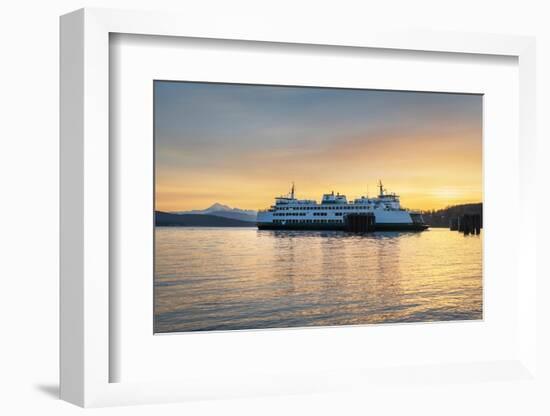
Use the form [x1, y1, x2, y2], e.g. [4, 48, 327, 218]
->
[154, 227, 482, 333]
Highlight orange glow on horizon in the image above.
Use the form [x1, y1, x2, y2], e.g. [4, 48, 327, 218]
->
[155, 130, 483, 212]
[155, 183, 482, 212]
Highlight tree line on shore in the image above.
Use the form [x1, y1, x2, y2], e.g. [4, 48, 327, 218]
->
[419, 203, 483, 228]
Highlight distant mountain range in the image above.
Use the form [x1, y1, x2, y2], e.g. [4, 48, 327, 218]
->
[156, 211, 256, 227]
[172, 203, 257, 223]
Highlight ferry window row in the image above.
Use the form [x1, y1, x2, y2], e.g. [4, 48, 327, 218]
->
[273, 212, 347, 217]
[275, 205, 377, 211]
[272, 219, 343, 224]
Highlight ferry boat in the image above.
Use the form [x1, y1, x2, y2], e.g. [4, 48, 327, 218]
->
[257, 181, 429, 232]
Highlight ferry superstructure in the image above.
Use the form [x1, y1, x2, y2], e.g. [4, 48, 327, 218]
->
[257, 181, 428, 232]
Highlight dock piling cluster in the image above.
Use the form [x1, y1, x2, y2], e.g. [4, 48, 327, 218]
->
[450, 214, 482, 235]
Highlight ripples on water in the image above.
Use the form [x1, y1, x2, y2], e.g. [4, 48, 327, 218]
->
[154, 228, 482, 333]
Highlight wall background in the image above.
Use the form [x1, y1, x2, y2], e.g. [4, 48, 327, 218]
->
[1, 1, 548, 414]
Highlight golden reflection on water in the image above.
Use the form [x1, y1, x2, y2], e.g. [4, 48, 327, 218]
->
[154, 228, 482, 333]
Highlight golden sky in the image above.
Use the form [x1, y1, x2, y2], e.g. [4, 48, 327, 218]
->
[155, 82, 482, 212]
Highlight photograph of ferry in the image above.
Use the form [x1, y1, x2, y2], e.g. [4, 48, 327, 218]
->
[154, 81, 483, 333]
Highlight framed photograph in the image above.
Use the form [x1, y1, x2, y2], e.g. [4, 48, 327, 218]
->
[153, 80, 483, 334]
[60, 8, 538, 408]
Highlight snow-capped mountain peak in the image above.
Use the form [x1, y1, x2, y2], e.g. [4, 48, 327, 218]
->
[204, 203, 232, 213]
[171, 203, 258, 221]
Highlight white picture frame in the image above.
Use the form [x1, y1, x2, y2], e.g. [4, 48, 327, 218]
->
[60, 7, 538, 408]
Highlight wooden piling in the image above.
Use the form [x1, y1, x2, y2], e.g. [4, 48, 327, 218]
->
[473, 214, 481, 235]
[450, 217, 459, 231]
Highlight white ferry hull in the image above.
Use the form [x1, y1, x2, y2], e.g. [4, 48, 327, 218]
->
[257, 222, 428, 231]
[257, 219, 428, 232]
[257, 210, 428, 232]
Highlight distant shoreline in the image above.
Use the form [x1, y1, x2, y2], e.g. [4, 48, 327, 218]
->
[155, 211, 256, 227]
[156, 224, 256, 228]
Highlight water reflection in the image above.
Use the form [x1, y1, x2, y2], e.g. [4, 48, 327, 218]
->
[154, 228, 482, 333]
